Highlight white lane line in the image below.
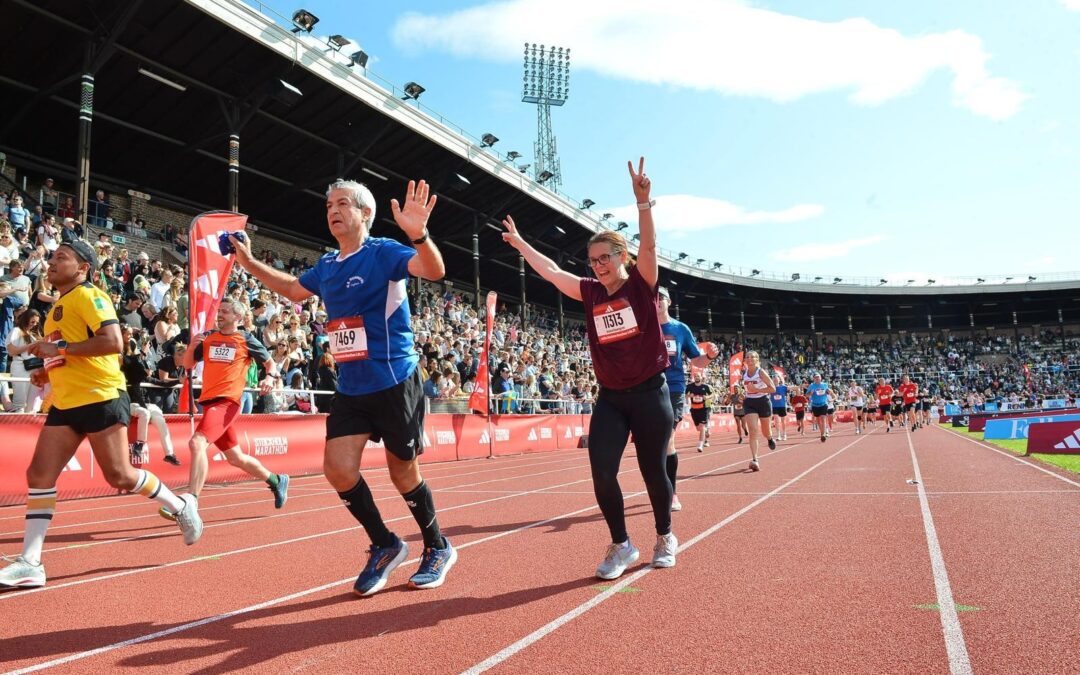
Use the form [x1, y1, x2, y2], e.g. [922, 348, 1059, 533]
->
[0, 439, 770, 601]
[460, 430, 873, 674]
[0, 439, 802, 674]
[938, 426, 1080, 489]
[907, 431, 972, 675]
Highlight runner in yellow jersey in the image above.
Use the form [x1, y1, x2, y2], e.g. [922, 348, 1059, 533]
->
[0, 241, 201, 589]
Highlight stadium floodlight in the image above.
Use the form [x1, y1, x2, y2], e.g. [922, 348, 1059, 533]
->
[976, 278, 985, 284]
[927, 279, 936, 285]
[401, 81, 425, 100]
[677, 253, 689, 261]
[517, 163, 531, 173]
[751, 269, 761, 277]
[791, 273, 801, 281]
[906, 279, 915, 285]
[696, 258, 707, 266]
[833, 277, 842, 284]
[601, 213, 613, 221]
[631, 233, 640, 241]
[348, 50, 369, 68]
[327, 34, 350, 52]
[537, 170, 555, 183]
[878, 278, 887, 285]
[813, 276, 822, 282]
[1004, 276, 1013, 283]
[615, 221, 628, 231]
[1028, 275, 1037, 282]
[481, 133, 499, 147]
[291, 9, 319, 33]
[713, 263, 723, 271]
[505, 151, 522, 161]
[580, 198, 595, 209]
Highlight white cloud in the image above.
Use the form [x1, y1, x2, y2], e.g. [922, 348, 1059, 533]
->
[1060, 0, 1080, 11]
[605, 194, 823, 233]
[772, 235, 886, 262]
[392, 0, 1027, 119]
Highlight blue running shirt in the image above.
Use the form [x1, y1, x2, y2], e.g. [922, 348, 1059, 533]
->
[770, 384, 788, 410]
[299, 237, 419, 395]
[807, 382, 830, 408]
[660, 319, 701, 394]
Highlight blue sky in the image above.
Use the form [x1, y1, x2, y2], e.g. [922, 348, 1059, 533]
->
[266, 0, 1080, 283]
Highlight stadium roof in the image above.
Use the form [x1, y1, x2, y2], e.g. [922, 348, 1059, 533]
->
[3, 0, 1078, 334]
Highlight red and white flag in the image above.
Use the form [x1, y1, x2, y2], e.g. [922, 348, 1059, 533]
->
[772, 365, 786, 384]
[181, 212, 247, 412]
[728, 351, 744, 393]
[469, 291, 498, 414]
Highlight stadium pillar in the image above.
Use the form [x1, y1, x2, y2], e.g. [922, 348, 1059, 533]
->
[1012, 308, 1020, 350]
[519, 255, 527, 323]
[738, 300, 745, 351]
[75, 72, 94, 228]
[706, 302, 713, 338]
[472, 217, 481, 310]
[228, 133, 240, 212]
[775, 309, 781, 348]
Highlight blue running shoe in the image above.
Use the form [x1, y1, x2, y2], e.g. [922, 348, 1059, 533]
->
[408, 539, 457, 589]
[353, 537, 408, 597]
[270, 474, 290, 509]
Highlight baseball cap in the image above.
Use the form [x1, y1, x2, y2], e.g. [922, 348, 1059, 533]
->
[58, 240, 98, 276]
[657, 286, 670, 300]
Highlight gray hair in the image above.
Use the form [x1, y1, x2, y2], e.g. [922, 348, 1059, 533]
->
[220, 297, 247, 316]
[327, 179, 376, 224]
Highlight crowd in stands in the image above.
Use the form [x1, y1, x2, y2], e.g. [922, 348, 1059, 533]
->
[3, 181, 1078, 418]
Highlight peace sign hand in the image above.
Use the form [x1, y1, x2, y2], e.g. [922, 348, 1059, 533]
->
[501, 215, 526, 251]
[390, 179, 438, 240]
[627, 156, 651, 202]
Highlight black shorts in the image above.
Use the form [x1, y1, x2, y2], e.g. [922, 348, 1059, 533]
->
[742, 396, 771, 418]
[733, 408, 746, 418]
[669, 391, 687, 430]
[891, 405, 904, 416]
[866, 406, 877, 414]
[772, 407, 787, 417]
[325, 368, 425, 461]
[810, 405, 829, 417]
[45, 391, 131, 435]
[921, 402, 933, 412]
[903, 402, 916, 412]
[795, 410, 805, 420]
[690, 408, 709, 426]
[853, 405, 865, 412]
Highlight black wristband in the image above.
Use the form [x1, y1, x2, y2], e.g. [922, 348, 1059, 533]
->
[411, 229, 429, 246]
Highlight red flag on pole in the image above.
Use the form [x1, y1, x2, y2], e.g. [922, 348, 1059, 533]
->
[180, 211, 248, 413]
[469, 291, 498, 413]
[728, 351, 744, 394]
[772, 365, 786, 384]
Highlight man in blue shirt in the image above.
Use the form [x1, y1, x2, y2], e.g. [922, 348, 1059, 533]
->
[806, 374, 830, 443]
[657, 287, 716, 512]
[231, 178, 455, 596]
[770, 376, 789, 441]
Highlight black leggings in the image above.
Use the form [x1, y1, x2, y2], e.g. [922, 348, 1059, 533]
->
[588, 379, 675, 544]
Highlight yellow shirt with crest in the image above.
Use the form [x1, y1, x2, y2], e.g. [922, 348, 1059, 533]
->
[43, 282, 126, 410]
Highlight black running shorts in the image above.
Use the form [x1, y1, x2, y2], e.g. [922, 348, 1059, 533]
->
[45, 391, 131, 435]
[325, 368, 425, 461]
[742, 396, 772, 418]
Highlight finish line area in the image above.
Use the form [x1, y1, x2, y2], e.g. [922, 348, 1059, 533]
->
[2, 424, 1076, 674]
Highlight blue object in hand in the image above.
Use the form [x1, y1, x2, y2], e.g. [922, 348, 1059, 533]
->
[218, 231, 246, 255]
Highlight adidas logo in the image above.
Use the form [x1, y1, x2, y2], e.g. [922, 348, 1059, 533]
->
[1053, 427, 1080, 450]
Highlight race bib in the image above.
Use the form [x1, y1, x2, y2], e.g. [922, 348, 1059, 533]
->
[209, 345, 237, 363]
[592, 299, 640, 345]
[43, 330, 65, 371]
[664, 336, 677, 357]
[328, 316, 368, 362]
[691, 395, 704, 404]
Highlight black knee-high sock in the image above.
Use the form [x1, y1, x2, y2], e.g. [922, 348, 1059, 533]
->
[338, 478, 395, 548]
[402, 481, 445, 549]
[666, 454, 679, 494]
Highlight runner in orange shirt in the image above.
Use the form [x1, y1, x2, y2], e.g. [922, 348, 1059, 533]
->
[899, 374, 919, 431]
[875, 378, 895, 432]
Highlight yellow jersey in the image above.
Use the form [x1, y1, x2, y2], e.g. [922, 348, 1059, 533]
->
[43, 282, 126, 410]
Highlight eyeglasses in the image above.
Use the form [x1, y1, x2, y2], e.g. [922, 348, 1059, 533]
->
[587, 251, 620, 267]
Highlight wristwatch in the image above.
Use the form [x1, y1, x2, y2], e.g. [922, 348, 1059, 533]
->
[411, 229, 429, 246]
[56, 340, 68, 357]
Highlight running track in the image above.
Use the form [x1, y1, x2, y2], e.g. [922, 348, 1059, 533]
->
[1, 424, 1077, 674]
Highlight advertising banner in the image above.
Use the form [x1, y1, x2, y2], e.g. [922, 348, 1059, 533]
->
[1026, 421, 1080, 454]
[984, 414, 1080, 440]
[969, 408, 1079, 432]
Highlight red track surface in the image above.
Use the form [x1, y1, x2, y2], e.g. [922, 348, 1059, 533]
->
[1, 423, 1077, 674]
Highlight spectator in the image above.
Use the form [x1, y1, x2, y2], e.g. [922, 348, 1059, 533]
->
[1, 260, 32, 307]
[41, 178, 58, 214]
[88, 189, 109, 227]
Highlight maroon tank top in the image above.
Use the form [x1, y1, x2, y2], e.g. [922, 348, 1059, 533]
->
[580, 265, 669, 389]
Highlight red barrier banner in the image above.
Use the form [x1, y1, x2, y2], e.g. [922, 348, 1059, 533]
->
[1025, 421, 1080, 454]
[0, 411, 740, 506]
[969, 408, 1080, 432]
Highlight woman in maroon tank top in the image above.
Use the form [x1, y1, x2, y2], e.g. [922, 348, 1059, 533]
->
[500, 157, 678, 580]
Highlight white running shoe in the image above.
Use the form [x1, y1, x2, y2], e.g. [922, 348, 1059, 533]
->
[596, 540, 640, 580]
[0, 555, 45, 588]
[671, 494, 683, 511]
[652, 533, 678, 568]
[175, 494, 204, 545]
[749, 459, 760, 472]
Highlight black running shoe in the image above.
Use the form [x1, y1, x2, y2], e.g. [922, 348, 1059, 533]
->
[767, 438, 776, 450]
[163, 455, 181, 466]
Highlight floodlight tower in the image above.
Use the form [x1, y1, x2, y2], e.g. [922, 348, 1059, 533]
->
[522, 43, 569, 191]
